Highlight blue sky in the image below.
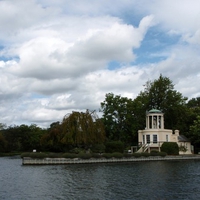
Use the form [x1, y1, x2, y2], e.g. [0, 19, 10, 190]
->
[0, 0, 200, 127]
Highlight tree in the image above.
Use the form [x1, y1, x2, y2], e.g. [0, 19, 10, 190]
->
[0, 132, 7, 152]
[137, 74, 188, 130]
[61, 110, 105, 148]
[189, 116, 200, 145]
[101, 93, 137, 144]
[40, 121, 64, 152]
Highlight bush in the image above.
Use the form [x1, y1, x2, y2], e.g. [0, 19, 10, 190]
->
[132, 153, 142, 158]
[123, 153, 132, 158]
[161, 142, 179, 155]
[141, 152, 150, 157]
[112, 152, 123, 158]
[78, 153, 92, 159]
[91, 153, 102, 158]
[105, 141, 124, 153]
[21, 152, 48, 158]
[48, 153, 63, 158]
[103, 153, 113, 159]
[150, 150, 159, 156]
[70, 148, 84, 154]
[63, 153, 77, 158]
[158, 152, 167, 157]
[91, 144, 105, 153]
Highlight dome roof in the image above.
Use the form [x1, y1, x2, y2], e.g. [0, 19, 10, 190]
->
[148, 109, 162, 113]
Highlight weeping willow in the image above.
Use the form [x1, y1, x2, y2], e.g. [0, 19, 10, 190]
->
[61, 110, 106, 147]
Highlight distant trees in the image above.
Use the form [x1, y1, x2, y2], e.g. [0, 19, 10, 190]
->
[1, 124, 46, 152]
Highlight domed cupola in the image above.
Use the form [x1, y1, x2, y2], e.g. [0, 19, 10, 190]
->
[146, 109, 164, 129]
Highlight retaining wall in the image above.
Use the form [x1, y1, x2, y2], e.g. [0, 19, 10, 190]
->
[22, 155, 200, 165]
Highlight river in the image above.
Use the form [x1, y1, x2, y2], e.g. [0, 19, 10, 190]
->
[0, 156, 200, 200]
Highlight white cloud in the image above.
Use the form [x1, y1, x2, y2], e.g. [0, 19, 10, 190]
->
[0, 0, 200, 127]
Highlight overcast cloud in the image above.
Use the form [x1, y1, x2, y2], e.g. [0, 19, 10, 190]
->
[0, 0, 200, 127]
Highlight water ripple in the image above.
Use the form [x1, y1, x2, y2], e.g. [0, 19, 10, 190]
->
[0, 158, 200, 199]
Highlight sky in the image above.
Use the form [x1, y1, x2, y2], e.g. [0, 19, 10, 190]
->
[0, 0, 200, 128]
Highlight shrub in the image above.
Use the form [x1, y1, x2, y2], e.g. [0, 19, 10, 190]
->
[70, 148, 84, 154]
[161, 142, 179, 155]
[158, 152, 167, 157]
[91, 144, 105, 153]
[63, 153, 77, 158]
[103, 153, 113, 159]
[48, 153, 63, 158]
[22, 152, 48, 158]
[123, 153, 132, 158]
[91, 153, 102, 158]
[112, 152, 123, 158]
[105, 141, 124, 153]
[132, 153, 142, 158]
[150, 151, 159, 156]
[141, 152, 150, 157]
[78, 153, 92, 159]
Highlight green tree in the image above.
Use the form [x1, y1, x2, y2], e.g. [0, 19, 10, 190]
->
[61, 110, 105, 148]
[137, 74, 188, 130]
[189, 116, 200, 145]
[40, 121, 64, 152]
[101, 93, 137, 144]
[0, 132, 7, 152]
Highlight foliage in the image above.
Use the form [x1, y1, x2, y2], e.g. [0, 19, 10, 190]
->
[40, 122, 65, 152]
[61, 110, 106, 148]
[132, 153, 142, 157]
[136, 74, 188, 130]
[0, 133, 7, 152]
[2, 124, 46, 152]
[91, 143, 105, 153]
[111, 152, 123, 158]
[63, 153, 77, 158]
[105, 141, 124, 153]
[189, 116, 200, 143]
[91, 153, 102, 158]
[21, 152, 48, 158]
[141, 152, 150, 157]
[78, 153, 92, 159]
[161, 142, 179, 155]
[103, 153, 113, 159]
[69, 147, 84, 154]
[101, 93, 137, 144]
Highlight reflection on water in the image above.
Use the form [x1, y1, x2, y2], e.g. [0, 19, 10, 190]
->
[0, 157, 200, 200]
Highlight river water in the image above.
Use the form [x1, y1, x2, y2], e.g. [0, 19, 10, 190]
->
[0, 157, 200, 200]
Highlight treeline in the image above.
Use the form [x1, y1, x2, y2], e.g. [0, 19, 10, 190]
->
[1, 75, 200, 153]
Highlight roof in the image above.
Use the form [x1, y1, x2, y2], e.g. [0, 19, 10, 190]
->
[178, 135, 190, 142]
[148, 109, 162, 113]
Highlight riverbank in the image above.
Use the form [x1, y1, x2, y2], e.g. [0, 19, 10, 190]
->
[22, 155, 200, 165]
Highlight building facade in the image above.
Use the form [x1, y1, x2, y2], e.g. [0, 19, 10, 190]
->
[137, 109, 192, 154]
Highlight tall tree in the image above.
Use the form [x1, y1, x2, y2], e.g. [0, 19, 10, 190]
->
[137, 74, 188, 130]
[61, 110, 105, 148]
[101, 93, 137, 144]
[40, 121, 64, 152]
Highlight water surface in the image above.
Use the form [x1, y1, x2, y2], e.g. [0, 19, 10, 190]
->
[0, 157, 200, 199]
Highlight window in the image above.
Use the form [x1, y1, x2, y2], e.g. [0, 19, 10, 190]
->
[143, 135, 145, 144]
[146, 135, 150, 144]
[166, 135, 168, 142]
[153, 135, 157, 143]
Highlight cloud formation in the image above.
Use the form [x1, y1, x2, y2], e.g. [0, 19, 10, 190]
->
[0, 0, 199, 127]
